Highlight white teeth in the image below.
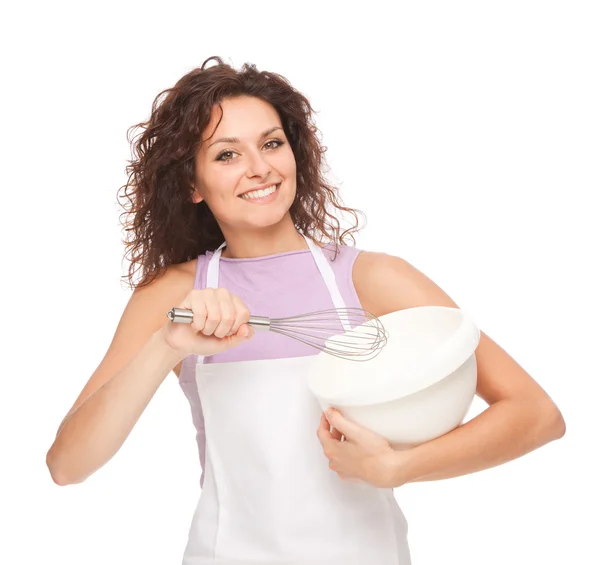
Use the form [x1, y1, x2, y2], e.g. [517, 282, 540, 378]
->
[240, 184, 278, 200]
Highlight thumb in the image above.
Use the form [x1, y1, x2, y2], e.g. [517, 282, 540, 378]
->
[325, 408, 364, 440]
[208, 323, 254, 354]
[229, 323, 255, 344]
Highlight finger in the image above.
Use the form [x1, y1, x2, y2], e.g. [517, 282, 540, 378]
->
[230, 294, 251, 335]
[214, 293, 235, 338]
[319, 412, 333, 435]
[202, 293, 221, 336]
[189, 299, 207, 334]
[317, 413, 334, 448]
[321, 409, 343, 441]
[213, 328, 253, 352]
[325, 408, 364, 442]
[331, 426, 343, 442]
[233, 323, 253, 340]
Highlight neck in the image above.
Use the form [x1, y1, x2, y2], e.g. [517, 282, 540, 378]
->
[219, 214, 310, 259]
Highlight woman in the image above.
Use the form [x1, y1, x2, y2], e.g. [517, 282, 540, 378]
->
[46, 56, 566, 564]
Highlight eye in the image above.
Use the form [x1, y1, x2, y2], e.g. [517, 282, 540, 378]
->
[215, 139, 285, 163]
[264, 139, 285, 150]
[216, 150, 236, 162]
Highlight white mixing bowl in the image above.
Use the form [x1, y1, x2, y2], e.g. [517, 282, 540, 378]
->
[307, 306, 481, 449]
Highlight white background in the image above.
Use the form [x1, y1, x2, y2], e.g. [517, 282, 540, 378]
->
[1, 1, 598, 563]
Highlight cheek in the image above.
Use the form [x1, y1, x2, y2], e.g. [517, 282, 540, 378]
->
[202, 170, 237, 201]
[276, 146, 297, 177]
[288, 159, 297, 178]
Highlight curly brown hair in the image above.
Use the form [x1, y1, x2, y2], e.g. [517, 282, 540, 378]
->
[118, 56, 365, 290]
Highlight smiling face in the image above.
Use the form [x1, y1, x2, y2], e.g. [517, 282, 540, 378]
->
[192, 96, 297, 235]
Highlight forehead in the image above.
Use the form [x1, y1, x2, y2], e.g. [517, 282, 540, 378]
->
[202, 96, 281, 144]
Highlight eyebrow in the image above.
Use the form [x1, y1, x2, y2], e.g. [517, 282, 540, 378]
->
[207, 126, 283, 149]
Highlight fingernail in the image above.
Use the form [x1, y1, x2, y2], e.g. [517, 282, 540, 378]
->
[242, 327, 250, 337]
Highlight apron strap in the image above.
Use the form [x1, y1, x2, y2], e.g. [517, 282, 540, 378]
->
[206, 241, 226, 288]
[303, 236, 351, 330]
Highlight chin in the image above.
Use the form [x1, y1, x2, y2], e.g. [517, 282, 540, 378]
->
[242, 190, 295, 228]
[245, 208, 292, 230]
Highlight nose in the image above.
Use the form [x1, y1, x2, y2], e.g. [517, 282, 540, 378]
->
[245, 148, 272, 179]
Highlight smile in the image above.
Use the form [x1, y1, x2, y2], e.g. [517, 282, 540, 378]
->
[239, 183, 281, 201]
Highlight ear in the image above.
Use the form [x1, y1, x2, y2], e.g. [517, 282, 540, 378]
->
[191, 186, 204, 204]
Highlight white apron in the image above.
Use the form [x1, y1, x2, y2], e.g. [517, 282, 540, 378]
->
[182, 236, 411, 565]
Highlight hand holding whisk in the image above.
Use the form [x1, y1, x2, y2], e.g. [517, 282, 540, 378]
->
[167, 306, 388, 361]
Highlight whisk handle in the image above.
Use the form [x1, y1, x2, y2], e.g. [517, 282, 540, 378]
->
[166, 308, 270, 331]
[248, 316, 270, 330]
[166, 308, 194, 323]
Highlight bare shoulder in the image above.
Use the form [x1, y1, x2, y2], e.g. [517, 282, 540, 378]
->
[121, 259, 197, 329]
[100, 257, 199, 370]
[352, 251, 459, 316]
[131, 258, 197, 304]
[119, 259, 198, 376]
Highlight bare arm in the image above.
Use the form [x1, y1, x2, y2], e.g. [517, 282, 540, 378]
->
[353, 251, 566, 484]
[46, 264, 193, 486]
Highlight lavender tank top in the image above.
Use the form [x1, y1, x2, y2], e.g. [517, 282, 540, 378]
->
[178, 243, 364, 485]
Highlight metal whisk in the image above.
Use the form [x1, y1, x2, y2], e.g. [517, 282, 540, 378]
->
[166, 307, 388, 361]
